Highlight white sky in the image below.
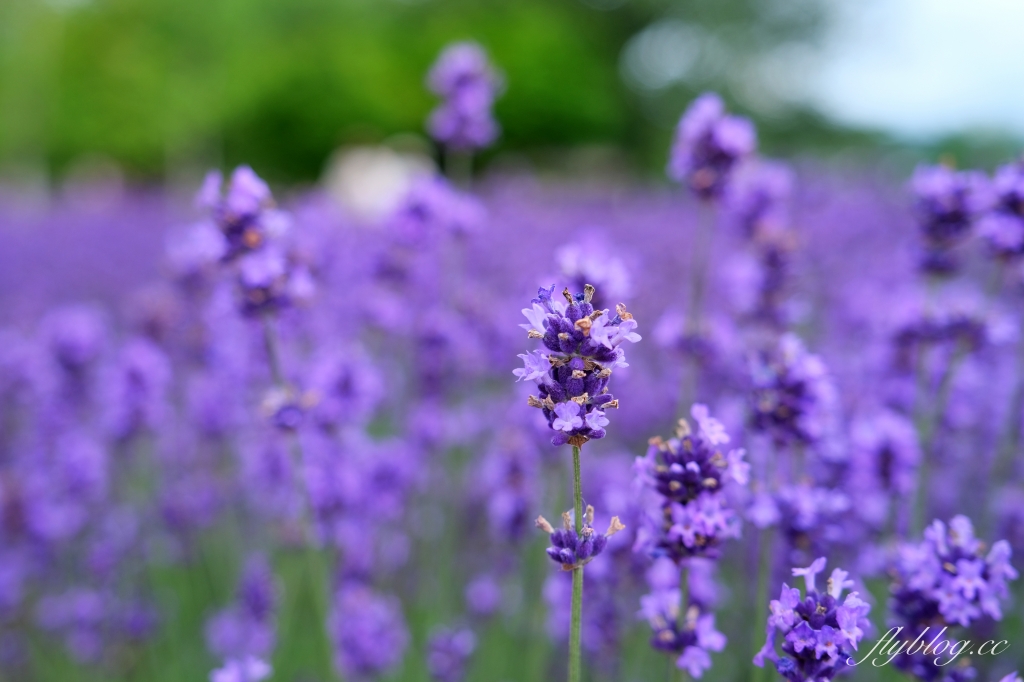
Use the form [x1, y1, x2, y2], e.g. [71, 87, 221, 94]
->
[807, 0, 1024, 139]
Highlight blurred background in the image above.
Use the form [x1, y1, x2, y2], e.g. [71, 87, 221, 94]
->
[1, 0, 1022, 190]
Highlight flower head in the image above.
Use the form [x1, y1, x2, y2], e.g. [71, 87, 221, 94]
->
[518, 285, 641, 446]
[753, 558, 871, 682]
[668, 92, 757, 200]
[536, 507, 625, 571]
[426, 42, 502, 151]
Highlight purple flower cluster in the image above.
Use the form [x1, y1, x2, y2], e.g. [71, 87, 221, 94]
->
[639, 580, 726, 678]
[205, 554, 278, 663]
[329, 581, 410, 680]
[750, 333, 837, 447]
[667, 92, 757, 200]
[536, 506, 625, 570]
[426, 42, 502, 151]
[209, 657, 271, 682]
[977, 158, 1024, 260]
[517, 284, 640, 446]
[426, 626, 476, 682]
[190, 166, 315, 316]
[754, 558, 872, 682]
[910, 164, 988, 274]
[887, 516, 1018, 680]
[633, 404, 748, 561]
[891, 516, 1017, 629]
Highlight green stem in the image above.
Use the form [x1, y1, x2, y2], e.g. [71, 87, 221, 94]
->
[677, 562, 690, 682]
[445, 147, 474, 190]
[569, 444, 584, 682]
[752, 526, 774, 682]
[678, 201, 714, 419]
[260, 312, 340, 681]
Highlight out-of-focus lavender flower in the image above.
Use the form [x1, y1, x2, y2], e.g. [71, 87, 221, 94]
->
[205, 555, 278, 661]
[387, 175, 485, 245]
[35, 589, 109, 662]
[536, 506, 625, 570]
[102, 337, 171, 440]
[198, 166, 290, 262]
[426, 42, 502, 151]
[472, 432, 541, 542]
[725, 159, 793, 238]
[891, 516, 1017, 629]
[667, 92, 757, 200]
[750, 333, 837, 448]
[887, 517, 1017, 681]
[426, 626, 476, 682]
[634, 405, 747, 561]
[329, 581, 409, 680]
[892, 301, 993, 373]
[209, 657, 272, 682]
[772, 483, 853, 567]
[464, 573, 502, 617]
[849, 410, 920, 531]
[753, 558, 872, 682]
[24, 433, 108, 543]
[554, 240, 633, 309]
[236, 246, 315, 317]
[40, 304, 108, 374]
[639, 582, 726, 678]
[910, 164, 989, 274]
[640, 552, 727, 675]
[977, 159, 1024, 260]
[166, 220, 228, 289]
[518, 284, 640, 447]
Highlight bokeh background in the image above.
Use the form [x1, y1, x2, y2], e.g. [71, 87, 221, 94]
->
[2, 0, 1022, 189]
[2, 2, 1024, 682]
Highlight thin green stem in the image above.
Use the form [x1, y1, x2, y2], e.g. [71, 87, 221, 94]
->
[752, 526, 774, 682]
[444, 147, 474, 190]
[259, 312, 340, 681]
[261, 312, 285, 386]
[569, 444, 584, 682]
[677, 562, 690, 682]
[678, 201, 714, 419]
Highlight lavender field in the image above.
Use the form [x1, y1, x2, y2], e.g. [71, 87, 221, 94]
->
[0, 40, 1023, 682]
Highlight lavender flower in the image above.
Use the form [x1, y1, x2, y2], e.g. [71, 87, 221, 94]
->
[749, 333, 837, 447]
[639, 585, 726, 678]
[724, 158, 793, 238]
[329, 581, 409, 679]
[388, 175, 485, 245]
[536, 506, 625, 570]
[426, 626, 476, 682]
[891, 516, 1017, 628]
[205, 555, 278, 662]
[633, 405, 748, 561]
[977, 159, 1024, 260]
[910, 164, 988, 274]
[517, 284, 640, 446]
[753, 558, 872, 681]
[210, 657, 272, 682]
[667, 92, 757, 200]
[197, 166, 289, 262]
[464, 574, 501, 617]
[554, 240, 633, 309]
[426, 42, 502, 151]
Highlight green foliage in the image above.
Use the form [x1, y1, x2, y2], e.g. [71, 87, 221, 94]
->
[0, 0, 832, 183]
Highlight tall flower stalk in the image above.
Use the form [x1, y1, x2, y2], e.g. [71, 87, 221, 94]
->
[667, 92, 756, 413]
[517, 283, 639, 681]
[633, 404, 747, 679]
